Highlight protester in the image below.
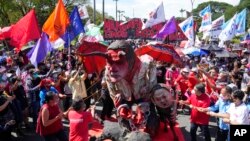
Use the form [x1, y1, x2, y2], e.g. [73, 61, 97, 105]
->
[179, 83, 211, 141]
[64, 98, 93, 141]
[198, 86, 233, 141]
[208, 90, 250, 125]
[0, 85, 16, 141]
[68, 66, 88, 101]
[38, 91, 68, 141]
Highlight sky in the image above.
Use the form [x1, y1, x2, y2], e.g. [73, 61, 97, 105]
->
[93, 0, 240, 20]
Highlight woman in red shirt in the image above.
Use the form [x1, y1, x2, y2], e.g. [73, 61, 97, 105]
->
[40, 92, 67, 141]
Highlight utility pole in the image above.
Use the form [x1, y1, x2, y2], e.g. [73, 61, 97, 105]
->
[113, 0, 118, 21]
[93, 0, 96, 24]
[190, 0, 195, 46]
[102, 0, 105, 21]
[117, 10, 124, 22]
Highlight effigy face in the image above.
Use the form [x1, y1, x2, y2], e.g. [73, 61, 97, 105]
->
[152, 87, 173, 108]
[106, 54, 129, 83]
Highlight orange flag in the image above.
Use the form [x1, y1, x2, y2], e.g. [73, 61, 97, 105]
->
[10, 9, 41, 50]
[42, 0, 70, 41]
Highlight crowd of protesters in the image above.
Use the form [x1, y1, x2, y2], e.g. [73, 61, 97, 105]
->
[0, 40, 249, 141]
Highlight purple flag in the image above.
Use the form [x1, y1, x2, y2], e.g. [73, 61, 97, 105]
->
[153, 16, 177, 39]
[27, 32, 52, 66]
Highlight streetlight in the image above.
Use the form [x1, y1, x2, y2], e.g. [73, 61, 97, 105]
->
[180, 9, 185, 17]
[117, 10, 124, 21]
[113, 0, 118, 21]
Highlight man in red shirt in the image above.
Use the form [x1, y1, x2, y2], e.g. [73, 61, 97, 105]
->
[65, 98, 93, 141]
[179, 83, 211, 141]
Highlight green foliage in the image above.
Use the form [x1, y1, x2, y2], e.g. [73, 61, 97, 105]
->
[192, 0, 250, 30]
[0, 0, 111, 28]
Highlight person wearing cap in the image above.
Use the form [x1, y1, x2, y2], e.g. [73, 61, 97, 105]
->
[68, 65, 87, 101]
[103, 40, 173, 136]
[39, 78, 65, 106]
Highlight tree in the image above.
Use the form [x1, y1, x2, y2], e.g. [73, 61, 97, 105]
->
[193, 0, 250, 30]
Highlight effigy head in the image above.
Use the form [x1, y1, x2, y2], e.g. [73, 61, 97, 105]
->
[151, 83, 174, 108]
[106, 40, 139, 83]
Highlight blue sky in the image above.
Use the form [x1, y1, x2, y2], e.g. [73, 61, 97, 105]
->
[93, 0, 240, 20]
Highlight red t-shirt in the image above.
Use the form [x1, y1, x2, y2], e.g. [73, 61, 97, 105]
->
[188, 73, 199, 90]
[68, 110, 93, 141]
[188, 93, 210, 125]
[175, 75, 189, 95]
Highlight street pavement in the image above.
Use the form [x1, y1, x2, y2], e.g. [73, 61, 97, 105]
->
[12, 105, 218, 141]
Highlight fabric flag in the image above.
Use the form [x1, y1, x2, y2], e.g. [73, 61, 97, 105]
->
[153, 16, 177, 39]
[43, 0, 70, 41]
[50, 38, 65, 49]
[84, 23, 104, 42]
[27, 32, 52, 66]
[10, 9, 40, 50]
[203, 15, 225, 39]
[61, 6, 85, 47]
[179, 16, 194, 46]
[211, 15, 225, 29]
[142, 2, 166, 29]
[235, 8, 247, 35]
[199, 5, 212, 32]
[219, 14, 237, 44]
[78, 5, 89, 19]
[0, 26, 12, 40]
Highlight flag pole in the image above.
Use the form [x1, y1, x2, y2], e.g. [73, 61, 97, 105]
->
[67, 29, 71, 71]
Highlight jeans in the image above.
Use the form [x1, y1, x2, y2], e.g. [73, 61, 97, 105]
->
[44, 129, 68, 141]
[31, 101, 40, 127]
[215, 128, 228, 141]
[190, 123, 211, 141]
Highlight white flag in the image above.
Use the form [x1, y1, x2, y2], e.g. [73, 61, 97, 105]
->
[199, 5, 212, 32]
[203, 15, 225, 39]
[179, 16, 194, 46]
[219, 14, 237, 42]
[142, 2, 166, 29]
[78, 5, 89, 19]
[211, 15, 225, 29]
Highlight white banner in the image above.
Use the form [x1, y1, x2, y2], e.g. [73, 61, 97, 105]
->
[78, 5, 89, 19]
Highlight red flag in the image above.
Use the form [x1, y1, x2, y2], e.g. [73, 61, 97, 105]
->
[10, 9, 40, 50]
[0, 26, 13, 40]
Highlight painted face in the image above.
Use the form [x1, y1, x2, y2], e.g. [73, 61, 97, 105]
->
[152, 88, 173, 108]
[106, 50, 129, 83]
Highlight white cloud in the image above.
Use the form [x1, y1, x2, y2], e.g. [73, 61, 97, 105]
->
[93, 0, 240, 20]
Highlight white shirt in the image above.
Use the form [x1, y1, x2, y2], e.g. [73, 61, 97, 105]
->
[227, 103, 250, 125]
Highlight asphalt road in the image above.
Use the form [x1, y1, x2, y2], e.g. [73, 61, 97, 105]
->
[12, 105, 218, 141]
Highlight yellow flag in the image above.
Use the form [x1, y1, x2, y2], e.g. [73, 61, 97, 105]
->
[42, 0, 70, 41]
